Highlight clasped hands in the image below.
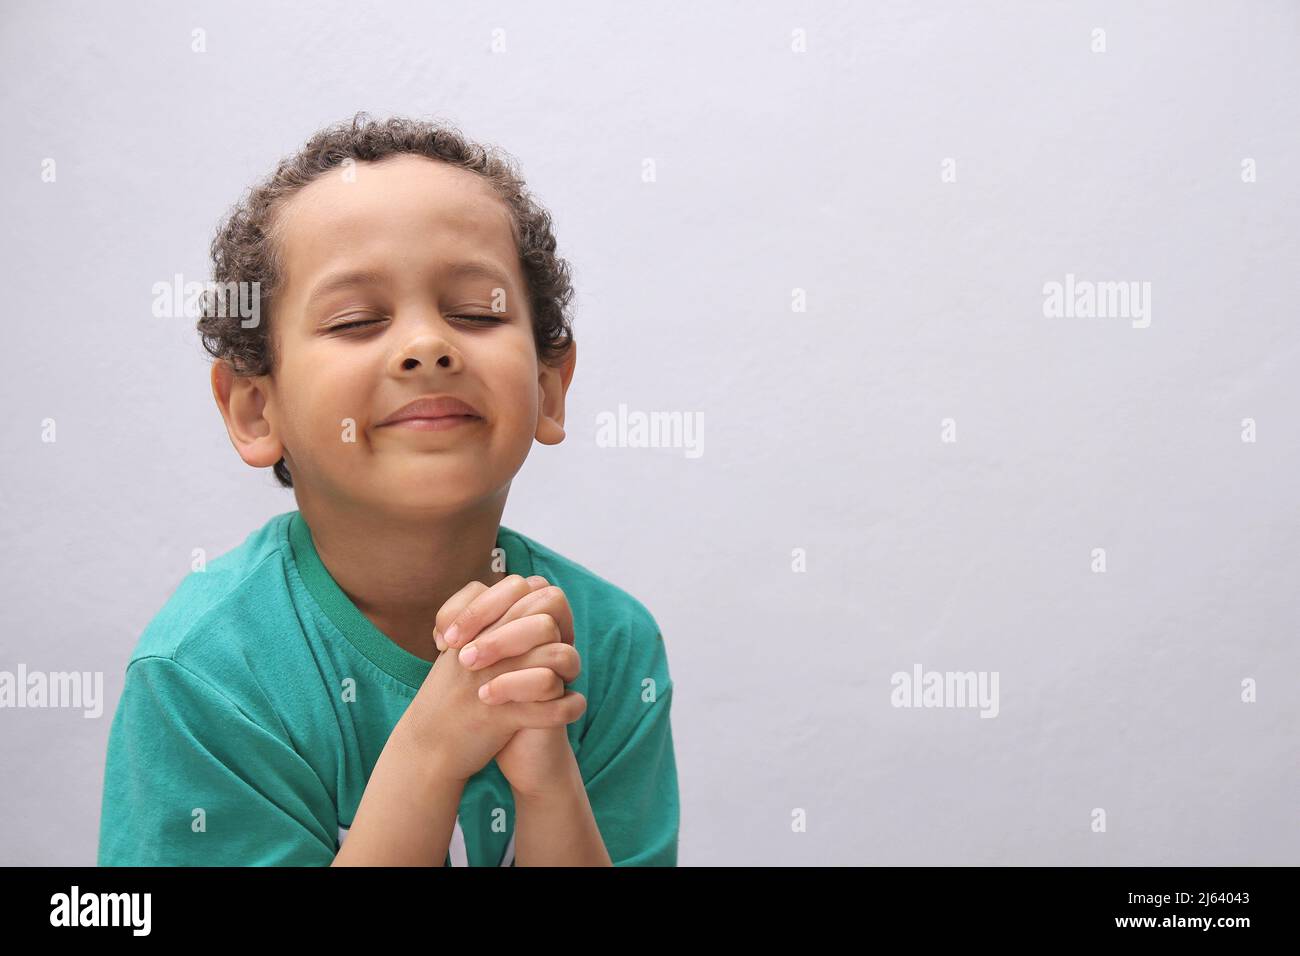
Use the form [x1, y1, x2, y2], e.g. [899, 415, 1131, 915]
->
[416, 573, 586, 797]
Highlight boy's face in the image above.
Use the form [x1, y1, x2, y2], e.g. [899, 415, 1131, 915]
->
[235, 153, 572, 517]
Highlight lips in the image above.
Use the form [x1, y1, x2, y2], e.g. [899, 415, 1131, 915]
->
[377, 395, 483, 426]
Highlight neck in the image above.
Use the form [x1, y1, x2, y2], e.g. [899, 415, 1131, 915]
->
[294, 489, 509, 663]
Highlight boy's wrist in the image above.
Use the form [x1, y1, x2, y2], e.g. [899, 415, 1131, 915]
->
[393, 713, 471, 789]
[510, 750, 584, 803]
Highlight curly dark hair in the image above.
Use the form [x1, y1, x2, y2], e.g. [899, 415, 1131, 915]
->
[196, 111, 576, 488]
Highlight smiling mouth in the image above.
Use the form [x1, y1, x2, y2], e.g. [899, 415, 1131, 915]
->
[381, 415, 482, 431]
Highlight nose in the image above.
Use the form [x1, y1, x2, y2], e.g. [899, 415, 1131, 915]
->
[388, 323, 463, 375]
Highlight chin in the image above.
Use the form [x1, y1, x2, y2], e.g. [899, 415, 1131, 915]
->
[378, 477, 489, 513]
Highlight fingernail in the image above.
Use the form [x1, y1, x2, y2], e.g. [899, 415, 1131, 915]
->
[444, 625, 460, 647]
[459, 643, 478, 667]
[478, 683, 491, 702]
[433, 630, 444, 651]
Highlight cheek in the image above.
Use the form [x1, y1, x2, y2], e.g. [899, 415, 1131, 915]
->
[480, 336, 539, 415]
[501, 367, 542, 434]
[283, 356, 370, 446]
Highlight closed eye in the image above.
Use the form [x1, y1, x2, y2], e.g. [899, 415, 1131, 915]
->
[326, 315, 507, 333]
[450, 314, 508, 324]
[328, 319, 383, 333]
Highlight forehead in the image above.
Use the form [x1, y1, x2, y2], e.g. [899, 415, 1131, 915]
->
[270, 154, 519, 299]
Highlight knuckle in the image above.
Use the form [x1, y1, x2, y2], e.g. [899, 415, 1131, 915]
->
[547, 643, 568, 669]
[526, 613, 555, 641]
[437, 583, 486, 631]
[551, 643, 579, 678]
[520, 585, 561, 612]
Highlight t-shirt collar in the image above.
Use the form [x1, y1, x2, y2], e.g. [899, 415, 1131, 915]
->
[286, 509, 533, 689]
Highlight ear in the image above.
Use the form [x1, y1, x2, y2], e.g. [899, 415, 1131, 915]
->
[210, 360, 285, 470]
[535, 340, 576, 446]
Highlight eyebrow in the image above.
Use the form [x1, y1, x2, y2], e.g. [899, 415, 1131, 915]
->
[444, 260, 514, 286]
[305, 261, 514, 312]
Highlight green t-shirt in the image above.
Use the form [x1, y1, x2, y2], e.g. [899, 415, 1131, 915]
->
[97, 510, 678, 866]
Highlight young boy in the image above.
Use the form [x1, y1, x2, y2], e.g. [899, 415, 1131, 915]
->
[97, 113, 678, 866]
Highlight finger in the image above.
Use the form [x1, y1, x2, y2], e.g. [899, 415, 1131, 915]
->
[500, 691, 588, 729]
[437, 576, 554, 651]
[529, 584, 576, 647]
[477, 667, 565, 704]
[470, 581, 575, 650]
[474, 639, 581, 683]
[442, 574, 534, 649]
[458, 612, 558, 670]
[433, 580, 489, 651]
[461, 619, 580, 677]
[435, 576, 549, 652]
[431, 574, 543, 650]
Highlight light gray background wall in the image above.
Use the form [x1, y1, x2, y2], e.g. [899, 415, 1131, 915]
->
[1, 0, 1296, 865]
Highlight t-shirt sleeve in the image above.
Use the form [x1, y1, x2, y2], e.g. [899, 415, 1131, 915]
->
[97, 655, 338, 866]
[578, 609, 680, 866]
